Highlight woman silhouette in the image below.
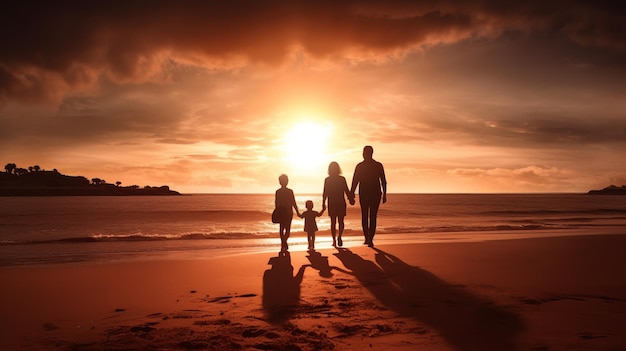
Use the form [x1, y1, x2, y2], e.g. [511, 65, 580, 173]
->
[323, 162, 354, 247]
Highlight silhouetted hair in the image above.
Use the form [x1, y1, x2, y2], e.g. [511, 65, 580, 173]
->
[279, 174, 289, 186]
[305, 200, 313, 209]
[328, 162, 341, 176]
[363, 145, 374, 156]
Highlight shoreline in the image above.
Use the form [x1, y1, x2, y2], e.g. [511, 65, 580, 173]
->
[1, 230, 625, 350]
[2, 226, 625, 267]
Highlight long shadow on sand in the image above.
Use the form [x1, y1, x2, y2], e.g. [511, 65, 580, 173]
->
[334, 248, 524, 351]
[306, 249, 351, 278]
[262, 251, 307, 323]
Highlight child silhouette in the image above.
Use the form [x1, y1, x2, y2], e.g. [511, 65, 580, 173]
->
[298, 200, 325, 250]
[275, 174, 300, 251]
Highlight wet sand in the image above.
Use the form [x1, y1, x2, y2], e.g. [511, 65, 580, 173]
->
[1, 232, 625, 350]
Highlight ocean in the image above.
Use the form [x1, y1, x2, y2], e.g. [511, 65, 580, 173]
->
[1, 194, 625, 266]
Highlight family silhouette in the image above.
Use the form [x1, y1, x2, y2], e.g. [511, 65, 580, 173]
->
[274, 145, 387, 251]
[266, 148, 522, 349]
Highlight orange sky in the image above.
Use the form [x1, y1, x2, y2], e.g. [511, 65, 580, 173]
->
[1, 1, 625, 193]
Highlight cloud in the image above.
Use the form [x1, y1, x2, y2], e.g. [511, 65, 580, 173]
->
[478, 115, 626, 145]
[607, 175, 626, 187]
[1, 1, 624, 102]
[447, 165, 576, 190]
[0, 65, 281, 151]
[449, 165, 567, 181]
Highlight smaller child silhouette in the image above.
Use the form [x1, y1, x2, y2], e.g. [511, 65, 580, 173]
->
[298, 200, 325, 250]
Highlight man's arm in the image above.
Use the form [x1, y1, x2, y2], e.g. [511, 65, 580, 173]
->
[380, 162, 387, 204]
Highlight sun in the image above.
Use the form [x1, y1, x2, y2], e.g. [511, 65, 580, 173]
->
[284, 121, 332, 171]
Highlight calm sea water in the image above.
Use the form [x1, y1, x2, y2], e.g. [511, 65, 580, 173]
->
[1, 194, 625, 265]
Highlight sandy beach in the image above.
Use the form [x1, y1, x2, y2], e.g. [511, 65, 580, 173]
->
[1, 232, 625, 351]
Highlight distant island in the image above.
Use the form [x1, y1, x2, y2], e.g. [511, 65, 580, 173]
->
[587, 185, 626, 195]
[1, 163, 180, 196]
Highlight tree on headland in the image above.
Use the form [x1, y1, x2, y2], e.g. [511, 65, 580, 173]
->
[4, 163, 47, 174]
[1, 162, 180, 195]
[4, 163, 16, 174]
[91, 178, 105, 185]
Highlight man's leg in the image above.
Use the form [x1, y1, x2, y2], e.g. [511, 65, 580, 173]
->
[360, 199, 370, 244]
[368, 197, 381, 246]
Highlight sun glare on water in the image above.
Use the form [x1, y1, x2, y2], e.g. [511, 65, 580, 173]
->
[284, 121, 332, 171]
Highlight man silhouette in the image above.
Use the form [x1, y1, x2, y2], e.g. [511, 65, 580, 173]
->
[350, 145, 387, 247]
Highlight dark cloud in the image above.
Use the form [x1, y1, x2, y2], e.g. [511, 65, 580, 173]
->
[334, 26, 626, 151]
[1, 0, 624, 102]
[0, 64, 279, 151]
[395, 110, 626, 150]
[481, 115, 626, 145]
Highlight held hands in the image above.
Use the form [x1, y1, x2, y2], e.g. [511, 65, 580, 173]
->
[348, 192, 356, 205]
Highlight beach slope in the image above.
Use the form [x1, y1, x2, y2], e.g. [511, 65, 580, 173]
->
[1, 233, 625, 350]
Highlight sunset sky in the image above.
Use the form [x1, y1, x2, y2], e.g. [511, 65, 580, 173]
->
[1, 1, 625, 193]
